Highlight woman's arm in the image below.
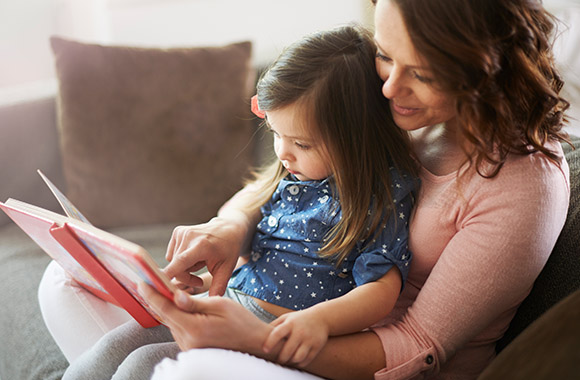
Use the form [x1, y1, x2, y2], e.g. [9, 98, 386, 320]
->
[140, 283, 385, 380]
[371, 151, 570, 379]
[262, 267, 402, 366]
[163, 185, 262, 296]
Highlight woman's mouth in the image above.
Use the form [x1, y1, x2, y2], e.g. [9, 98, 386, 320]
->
[391, 103, 420, 116]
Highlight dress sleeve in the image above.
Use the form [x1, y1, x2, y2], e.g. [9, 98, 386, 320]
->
[372, 153, 570, 379]
[353, 168, 417, 287]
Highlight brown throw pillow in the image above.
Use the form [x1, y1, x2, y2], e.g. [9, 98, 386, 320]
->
[51, 36, 256, 228]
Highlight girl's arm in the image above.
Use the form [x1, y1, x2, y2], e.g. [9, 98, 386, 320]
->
[262, 267, 402, 366]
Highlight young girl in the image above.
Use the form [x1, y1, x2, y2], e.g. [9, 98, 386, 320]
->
[62, 24, 418, 379]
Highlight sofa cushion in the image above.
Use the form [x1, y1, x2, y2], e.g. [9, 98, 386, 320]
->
[51, 37, 256, 228]
[478, 287, 580, 380]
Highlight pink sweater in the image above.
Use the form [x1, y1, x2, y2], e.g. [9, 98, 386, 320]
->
[372, 142, 570, 380]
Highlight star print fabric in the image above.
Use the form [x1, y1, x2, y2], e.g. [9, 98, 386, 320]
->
[230, 170, 416, 310]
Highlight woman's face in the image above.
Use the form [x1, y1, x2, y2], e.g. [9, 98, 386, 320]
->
[374, 0, 456, 131]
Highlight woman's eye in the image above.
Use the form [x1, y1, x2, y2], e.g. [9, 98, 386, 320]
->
[375, 51, 391, 62]
[412, 71, 433, 84]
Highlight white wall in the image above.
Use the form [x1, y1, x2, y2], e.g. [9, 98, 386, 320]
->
[0, 0, 373, 92]
[0, 0, 58, 87]
[1, 0, 578, 136]
[106, 0, 374, 66]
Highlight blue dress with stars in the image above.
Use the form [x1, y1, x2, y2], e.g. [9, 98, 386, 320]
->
[229, 168, 416, 311]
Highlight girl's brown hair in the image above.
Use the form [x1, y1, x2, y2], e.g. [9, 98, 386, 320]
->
[248, 24, 417, 264]
[373, 0, 570, 177]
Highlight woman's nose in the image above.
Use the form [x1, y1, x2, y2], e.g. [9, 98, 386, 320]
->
[382, 69, 402, 99]
[380, 64, 409, 100]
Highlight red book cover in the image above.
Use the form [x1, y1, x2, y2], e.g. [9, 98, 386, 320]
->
[0, 186, 176, 328]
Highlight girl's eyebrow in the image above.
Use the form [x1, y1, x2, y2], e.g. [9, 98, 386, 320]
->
[267, 122, 315, 143]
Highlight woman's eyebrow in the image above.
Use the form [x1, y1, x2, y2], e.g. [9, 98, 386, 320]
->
[374, 38, 432, 72]
[374, 37, 388, 55]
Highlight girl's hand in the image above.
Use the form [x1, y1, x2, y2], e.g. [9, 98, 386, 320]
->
[263, 309, 329, 367]
[163, 216, 248, 296]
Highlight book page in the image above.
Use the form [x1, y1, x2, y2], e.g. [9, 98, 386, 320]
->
[37, 170, 92, 225]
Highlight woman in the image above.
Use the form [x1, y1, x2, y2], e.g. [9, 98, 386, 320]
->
[41, 0, 571, 379]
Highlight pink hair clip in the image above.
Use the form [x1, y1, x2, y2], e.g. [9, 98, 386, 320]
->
[251, 95, 265, 119]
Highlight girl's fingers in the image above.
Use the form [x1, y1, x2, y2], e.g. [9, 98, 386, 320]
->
[263, 323, 290, 353]
[292, 344, 312, 366]
[277, 334, 301, 364]
[269, 318, 283, 327]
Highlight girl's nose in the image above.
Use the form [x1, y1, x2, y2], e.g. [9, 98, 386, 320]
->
[275, 139, 294, 162]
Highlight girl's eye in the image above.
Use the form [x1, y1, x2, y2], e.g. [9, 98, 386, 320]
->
[295, 142, 310, 150]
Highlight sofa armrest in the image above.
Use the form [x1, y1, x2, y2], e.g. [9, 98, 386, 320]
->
[0, 92, 65, 228]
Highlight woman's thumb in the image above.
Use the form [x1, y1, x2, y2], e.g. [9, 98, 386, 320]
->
[174, 289, 196, 312]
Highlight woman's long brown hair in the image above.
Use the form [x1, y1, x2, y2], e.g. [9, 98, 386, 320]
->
[246, 25, 417, 265]
[374, 0, 570, 177]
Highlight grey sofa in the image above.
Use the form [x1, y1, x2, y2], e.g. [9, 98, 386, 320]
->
[0, 37, 579, 380]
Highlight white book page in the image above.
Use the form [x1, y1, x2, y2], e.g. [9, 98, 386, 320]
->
[37, 169, 92, 225]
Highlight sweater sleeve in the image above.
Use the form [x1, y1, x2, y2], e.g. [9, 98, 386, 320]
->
[372, 149, 570, 379]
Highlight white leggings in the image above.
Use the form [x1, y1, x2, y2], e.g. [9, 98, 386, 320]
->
[38, 261, 323, 380]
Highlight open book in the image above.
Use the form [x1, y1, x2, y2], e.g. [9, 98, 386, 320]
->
[0, 171, 176, 328]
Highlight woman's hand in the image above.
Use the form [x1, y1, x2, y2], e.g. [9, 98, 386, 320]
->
[139, 283, 277, 357]
[264, 309, 329, 367]
[164, 216, 250, 296]
[141, 283, 384, 380]
[163, 184, 262, 296]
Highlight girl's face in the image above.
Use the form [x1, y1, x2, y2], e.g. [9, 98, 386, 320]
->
[266, 103, 332, 182]
[374, 0, 456, 131]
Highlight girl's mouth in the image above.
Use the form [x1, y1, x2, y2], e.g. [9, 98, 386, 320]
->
[286, 168, 299, 175]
